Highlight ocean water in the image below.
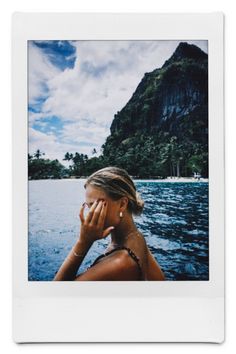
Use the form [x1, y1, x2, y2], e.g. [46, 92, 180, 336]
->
[28, 179, 209, 281]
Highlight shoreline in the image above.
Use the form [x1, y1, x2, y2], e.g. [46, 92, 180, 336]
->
[29, 177, 208, 182]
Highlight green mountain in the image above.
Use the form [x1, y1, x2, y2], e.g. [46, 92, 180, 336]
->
[101, 42, 208, 178]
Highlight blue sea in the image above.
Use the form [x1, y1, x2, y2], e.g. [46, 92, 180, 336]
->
[28, 179, 209, 281]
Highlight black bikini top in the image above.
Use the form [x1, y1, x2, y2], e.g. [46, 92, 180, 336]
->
[87, 245, 144, 280]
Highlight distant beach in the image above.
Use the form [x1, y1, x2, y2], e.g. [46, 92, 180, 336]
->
[132, 177, 209, 183]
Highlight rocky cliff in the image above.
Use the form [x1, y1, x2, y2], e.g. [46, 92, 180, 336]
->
[101, 42, 208, 178]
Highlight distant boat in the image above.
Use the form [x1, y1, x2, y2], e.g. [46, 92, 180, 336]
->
[193, 172, 201, 180]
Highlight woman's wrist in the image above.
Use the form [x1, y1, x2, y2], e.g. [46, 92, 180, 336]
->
[53, 239, 93, 281]
[74, 238, 93, 253]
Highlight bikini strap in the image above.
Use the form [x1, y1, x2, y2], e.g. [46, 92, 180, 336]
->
[88, 245, 143, 279]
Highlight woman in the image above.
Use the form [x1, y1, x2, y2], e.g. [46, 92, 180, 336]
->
[53, 166, 165, 281]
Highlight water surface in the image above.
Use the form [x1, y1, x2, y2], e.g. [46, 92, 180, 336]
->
[28, 179, 209, 281]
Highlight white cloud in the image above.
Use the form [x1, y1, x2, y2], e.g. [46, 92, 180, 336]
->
[28, 42, 60, 105]
[29, 128, 79, 164]
[61, 120, 108, 147]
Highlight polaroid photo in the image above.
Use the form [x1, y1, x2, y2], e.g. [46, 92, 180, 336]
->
[12, 12, 224, 343]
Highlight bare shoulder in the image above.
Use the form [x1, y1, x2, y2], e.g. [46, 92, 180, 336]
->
[74, 250, 140, 281]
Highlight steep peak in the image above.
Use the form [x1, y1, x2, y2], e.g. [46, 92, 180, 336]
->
[162, 42, 207, 68]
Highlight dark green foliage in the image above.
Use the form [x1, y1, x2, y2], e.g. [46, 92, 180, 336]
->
[28, 151, 68, 180]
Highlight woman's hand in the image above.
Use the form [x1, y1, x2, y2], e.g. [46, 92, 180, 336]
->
[78, 200, 115, 245]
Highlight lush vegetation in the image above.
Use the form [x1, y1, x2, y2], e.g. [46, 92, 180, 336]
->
[28, 149, 106, 179]
[28, 150, 68, 180]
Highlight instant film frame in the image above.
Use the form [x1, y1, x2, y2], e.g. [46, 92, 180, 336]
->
[12, 12, 224, 343]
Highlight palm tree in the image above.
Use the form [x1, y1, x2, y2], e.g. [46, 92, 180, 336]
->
[34, 149, 45, 159]
[63, 152, 74, 161]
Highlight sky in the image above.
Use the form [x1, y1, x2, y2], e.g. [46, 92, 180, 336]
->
[28, 40, 208, 165]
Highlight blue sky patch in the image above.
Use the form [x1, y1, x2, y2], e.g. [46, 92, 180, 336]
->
[32, 116, 64, 136]
[32, 40, 76, 70]
[28, 96, 48, 113]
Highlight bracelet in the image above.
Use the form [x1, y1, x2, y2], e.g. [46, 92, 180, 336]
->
[72, 250, 84, 257]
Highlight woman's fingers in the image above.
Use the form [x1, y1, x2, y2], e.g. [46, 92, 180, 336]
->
[79, 203, 86, 223]
[90, 200, 104, 225]
[97, 201, 107, 227]
[102, 226, 115, 238]
[85, 200, 99, 223]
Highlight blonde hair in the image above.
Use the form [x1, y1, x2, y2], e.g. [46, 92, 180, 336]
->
[84, 166, 145, 216]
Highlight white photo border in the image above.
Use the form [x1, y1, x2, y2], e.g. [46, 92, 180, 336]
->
[12, 12, 224, 343]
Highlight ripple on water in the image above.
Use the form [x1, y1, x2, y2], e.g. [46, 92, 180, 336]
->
[156, 238, 182, 251]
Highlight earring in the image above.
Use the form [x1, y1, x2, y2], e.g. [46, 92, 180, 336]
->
[119, 211, 123, 218]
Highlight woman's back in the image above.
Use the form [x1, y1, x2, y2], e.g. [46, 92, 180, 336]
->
[87, 245, 145, 280]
